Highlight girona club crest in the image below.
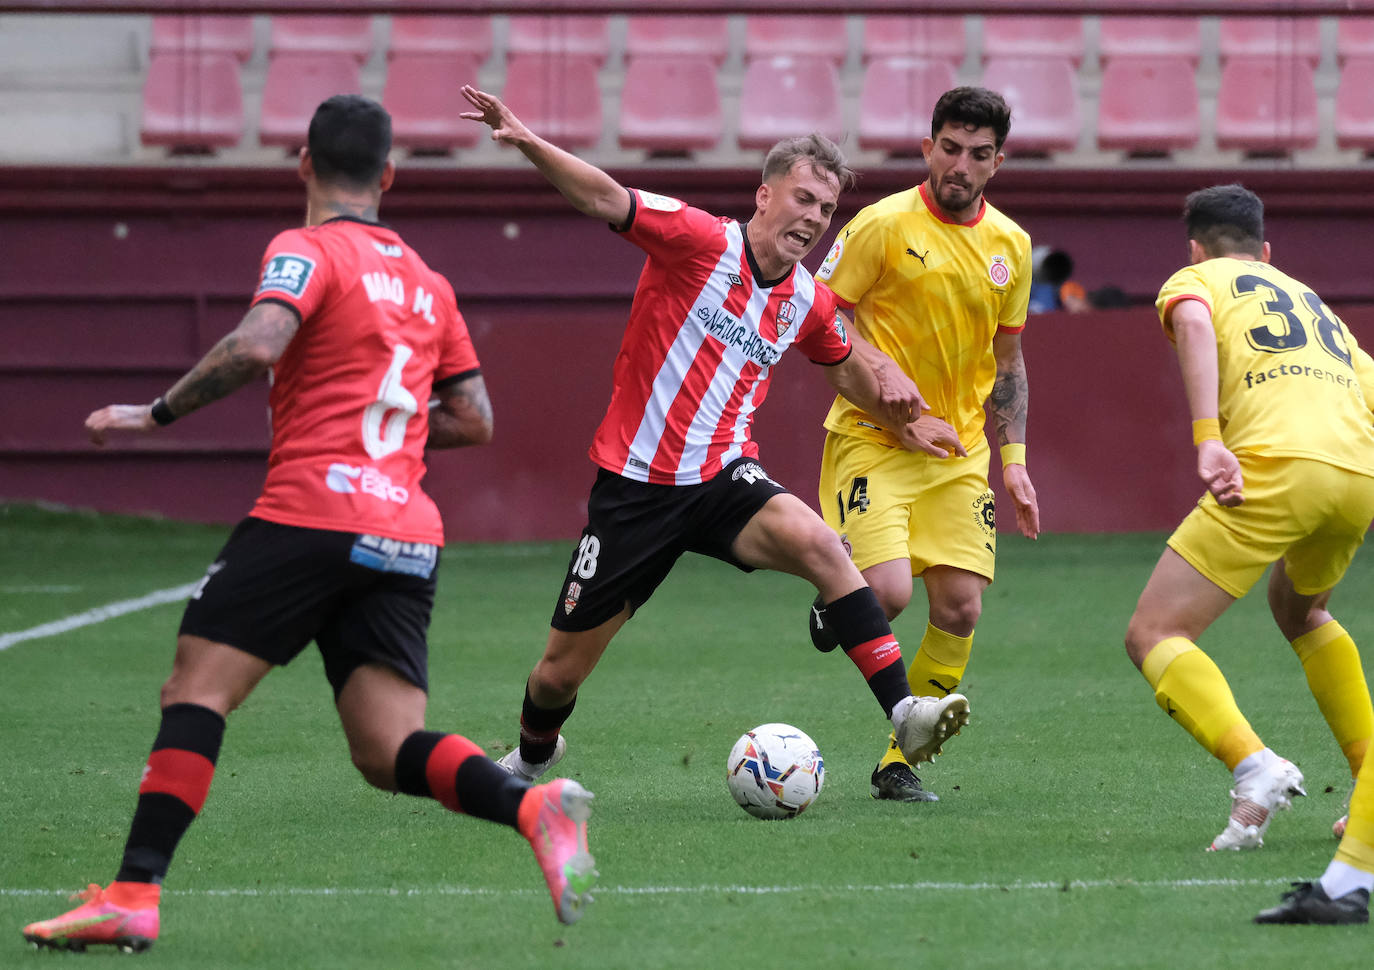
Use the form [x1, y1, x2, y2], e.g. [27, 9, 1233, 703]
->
[988, 255, 1010, 287]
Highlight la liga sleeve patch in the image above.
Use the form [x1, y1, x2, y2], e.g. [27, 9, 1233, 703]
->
[257, 253, 317, 298]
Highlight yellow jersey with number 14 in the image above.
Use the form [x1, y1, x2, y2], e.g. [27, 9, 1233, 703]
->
[815, 183, 1032, 450]
[1157, 257, 1374, 477]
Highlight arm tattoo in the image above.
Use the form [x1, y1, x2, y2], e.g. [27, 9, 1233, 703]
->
[164, 305, 296, 416]
[990, 354, 1029, 448]
[428, 375, 494, 449]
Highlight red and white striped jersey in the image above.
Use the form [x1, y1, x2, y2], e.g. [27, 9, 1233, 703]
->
[590, 189, 852, 485]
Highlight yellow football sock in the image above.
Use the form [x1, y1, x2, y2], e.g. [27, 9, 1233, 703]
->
[1336, 742, 1374, 873]
[1292, 620, 1372, 778]
[1141, 637, 1263, 771]
[876, 732, 908, 770]
[906, 622, 974, 699]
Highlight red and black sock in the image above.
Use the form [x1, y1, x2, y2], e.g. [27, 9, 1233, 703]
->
[823, 587, 909, 717]
[518, 681, 575, 765]
[394, 730, 528, 827]
[115, 702, 224, 885]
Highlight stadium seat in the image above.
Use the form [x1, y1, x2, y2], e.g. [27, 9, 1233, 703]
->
[269, 15, 373, 63]
[981, 16, 1085, 66]
[858, 57, 958, 154]
[1215, 56, 1319, 154]
[501, 54, 602, 149]
[625, 15, 729, 64]
[140, 51, 244, 152]
[388, 15, 492, 60]
[744, 16, 848, 65]
[737, 56, 843, 151]
[980, 57, 1080, 155]
[507, 16, 610, 65]
[1336, 55, 1374, 151]
[259, 52, 363, 148]
[1098, 16, 1201, 63]
[150, 15, 255, 61]
[1096, 56, 1199, 154]
[861, 16, 966, 64]
[383, 53, 483, 154]
[1337, 17, 1374, 61]
[1219, 17, 1323, 66]
[618, 55, 721, 155]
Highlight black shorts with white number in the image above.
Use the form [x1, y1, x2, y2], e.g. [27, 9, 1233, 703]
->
[179, 517, 439, 696]
[551, 456, 789, 632]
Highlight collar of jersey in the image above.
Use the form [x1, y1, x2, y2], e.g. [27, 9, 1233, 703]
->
[918, 183, 986, 227]
[740, 222, 794, 289]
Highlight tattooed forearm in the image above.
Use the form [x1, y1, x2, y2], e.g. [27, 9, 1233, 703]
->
[163, 303, 298, 417]
[990, 354, 1029, 447]
[428, 375, 494, 449]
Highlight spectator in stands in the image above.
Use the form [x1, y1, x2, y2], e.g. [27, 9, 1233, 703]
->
[807, 85, 1038, 803]
[21, 95, 596, 954]
[1029, 246, 1090, 314]
[1123, 186, 1373, 927]
[457, 84, 973, 788]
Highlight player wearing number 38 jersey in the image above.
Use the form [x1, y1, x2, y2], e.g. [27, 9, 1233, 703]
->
[1125, 187, 1374, 909]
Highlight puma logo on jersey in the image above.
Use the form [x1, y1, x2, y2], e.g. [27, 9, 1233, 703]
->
[906, 247, 930, 266]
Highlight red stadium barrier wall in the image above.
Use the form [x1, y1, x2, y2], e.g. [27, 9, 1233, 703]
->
[5, 167, 1374, 540]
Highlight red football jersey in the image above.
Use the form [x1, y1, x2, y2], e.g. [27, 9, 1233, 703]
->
[591, 189, 852, 485]
[246, 217, 479, 545]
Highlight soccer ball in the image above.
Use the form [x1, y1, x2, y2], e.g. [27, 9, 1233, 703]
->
[725, 723, 825, 819]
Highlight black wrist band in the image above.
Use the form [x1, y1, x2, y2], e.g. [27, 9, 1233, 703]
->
[150, 396, 177, 426]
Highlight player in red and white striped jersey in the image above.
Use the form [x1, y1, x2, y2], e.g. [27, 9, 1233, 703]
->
[461, 86, 973, 784]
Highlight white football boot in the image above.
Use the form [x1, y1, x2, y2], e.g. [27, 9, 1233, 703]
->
[1208, 753, 1306, 851]
[891, 694, 970, 766]
[496, 735, 568, 782]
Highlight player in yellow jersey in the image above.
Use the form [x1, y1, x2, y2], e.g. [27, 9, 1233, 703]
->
[808, 87, 1041, 802]
[1124, 187, 1374, 922]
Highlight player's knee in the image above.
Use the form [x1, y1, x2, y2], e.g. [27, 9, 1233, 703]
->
[930, 596, 981, 637]
[350, 746, 399, 792]
[1123, 615, 1154, 669]
[530, 663, 584, 705]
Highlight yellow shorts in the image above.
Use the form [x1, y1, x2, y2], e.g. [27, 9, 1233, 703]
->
[819, 431, 996, 580]
[1168, 455, 1374, 598]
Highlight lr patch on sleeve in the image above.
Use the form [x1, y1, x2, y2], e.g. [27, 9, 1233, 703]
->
[258, 253, 317, 298]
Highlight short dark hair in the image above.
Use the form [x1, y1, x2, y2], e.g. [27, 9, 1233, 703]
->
[931, 86, 1012, 150]
[762, 133, 857, 192]
[1184, 184, 1265, 258]
[307, 95, 392, 187]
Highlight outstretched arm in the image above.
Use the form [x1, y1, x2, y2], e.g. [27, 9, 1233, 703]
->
[427, 373, 494, 449]
[86, 301, 299, 445]
[1170, 298, 1243, 507]
[991, 330, 1040, 537]
[461, 85, 631, 227]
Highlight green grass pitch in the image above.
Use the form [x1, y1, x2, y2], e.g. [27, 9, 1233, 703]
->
[1, 503, 1369, 968]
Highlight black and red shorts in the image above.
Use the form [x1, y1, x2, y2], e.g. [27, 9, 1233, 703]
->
[550, 456, 789, 632]
[179, 517, 439, 696]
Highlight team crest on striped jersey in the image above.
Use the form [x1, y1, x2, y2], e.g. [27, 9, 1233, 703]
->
[775, 300, 796, 336]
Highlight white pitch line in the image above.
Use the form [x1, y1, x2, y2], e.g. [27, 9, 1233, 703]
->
[0, 877, 1302, 900]
[0, 585, 82, 594]
[0, 583, 197, 652]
